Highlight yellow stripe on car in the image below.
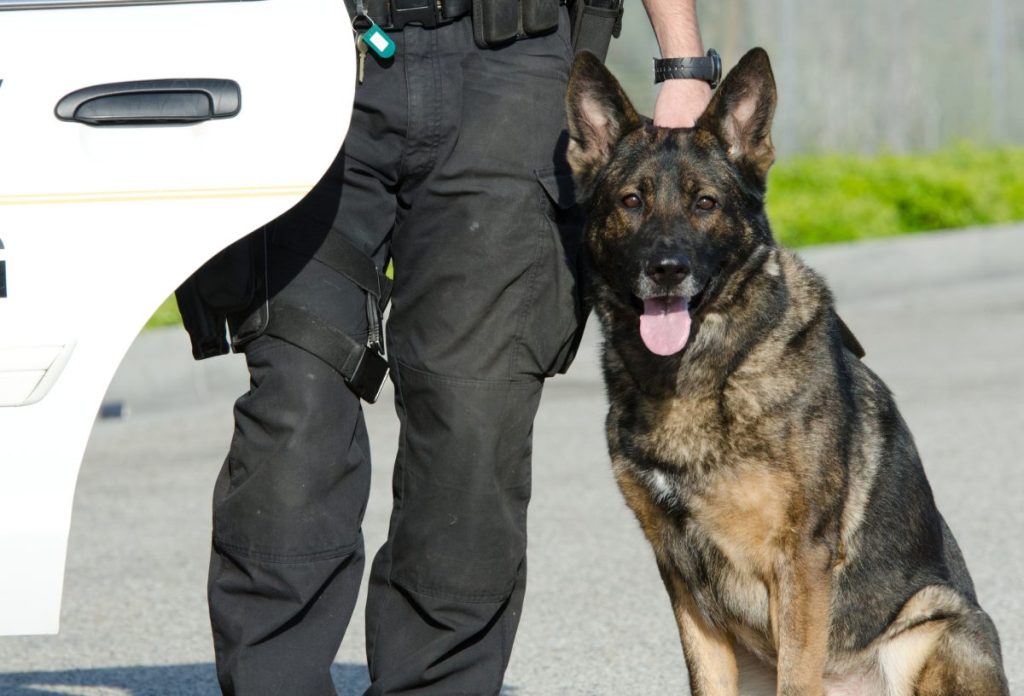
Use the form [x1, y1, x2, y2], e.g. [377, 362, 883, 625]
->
[0, 185, 311, 206]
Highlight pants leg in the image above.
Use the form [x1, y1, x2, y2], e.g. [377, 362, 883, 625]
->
[209, 333, 370, 696]
[208, 41, 409, 693]
[364, 13, 581, 695]
[209, 10, 581, 694]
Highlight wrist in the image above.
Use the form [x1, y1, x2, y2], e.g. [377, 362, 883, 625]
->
[653, 49, 722, 88]
[653, 79, 713, 128]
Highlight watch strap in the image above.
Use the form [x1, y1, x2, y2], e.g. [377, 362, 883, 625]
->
[653, 49, 721, 87]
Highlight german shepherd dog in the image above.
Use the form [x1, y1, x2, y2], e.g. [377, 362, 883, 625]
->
[565, 49, 1009, 696]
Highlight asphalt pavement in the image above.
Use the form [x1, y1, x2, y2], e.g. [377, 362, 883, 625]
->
[1, 224, 1022, 695]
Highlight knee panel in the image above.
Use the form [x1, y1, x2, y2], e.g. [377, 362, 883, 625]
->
[386, 363, 542, 601]
[213, 337, 371, 560]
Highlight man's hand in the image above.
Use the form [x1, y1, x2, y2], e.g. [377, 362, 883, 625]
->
[642, 0, 713, 128]
[653, 78, 712, 128]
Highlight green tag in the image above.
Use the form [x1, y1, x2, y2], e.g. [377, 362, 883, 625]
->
[362, 24, 395, 59]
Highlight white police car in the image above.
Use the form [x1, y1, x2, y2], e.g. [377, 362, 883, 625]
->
[0, 0, 355, 636]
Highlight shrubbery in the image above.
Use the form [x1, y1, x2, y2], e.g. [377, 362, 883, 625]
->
[767, 144, 1024, 246]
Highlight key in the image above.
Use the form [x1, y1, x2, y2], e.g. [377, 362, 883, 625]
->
[356, 34, 368, 84]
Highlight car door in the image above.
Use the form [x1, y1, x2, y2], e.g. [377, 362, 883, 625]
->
[0, 0, 355, 636]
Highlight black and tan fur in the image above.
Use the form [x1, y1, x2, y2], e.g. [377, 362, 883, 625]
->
[566, 48, 1009, 696]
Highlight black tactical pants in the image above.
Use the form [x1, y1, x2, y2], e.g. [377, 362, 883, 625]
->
[208, 11, 582, 696]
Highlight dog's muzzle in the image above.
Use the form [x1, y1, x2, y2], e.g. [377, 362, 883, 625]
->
[632, 253, 706, 357]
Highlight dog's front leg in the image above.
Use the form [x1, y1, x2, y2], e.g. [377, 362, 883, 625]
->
[613, 467, 739, 695]
[660, 563, 739, 696]
[770, 543, 832, 696]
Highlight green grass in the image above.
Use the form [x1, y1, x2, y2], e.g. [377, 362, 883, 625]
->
[145, 144, 1024, 329]
[147, 294, 182, 329]
[766, 143, 1024, 247]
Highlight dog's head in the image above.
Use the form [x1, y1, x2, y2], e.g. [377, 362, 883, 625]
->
[567, 48, 777, 357]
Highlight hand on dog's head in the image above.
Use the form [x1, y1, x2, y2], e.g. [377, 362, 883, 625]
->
[565, 50, 781, 362]
[566, 48, 778, 198]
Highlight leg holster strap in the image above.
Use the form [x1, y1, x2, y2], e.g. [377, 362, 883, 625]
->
[273, 230, 392, 313]
[266, 231, 392, 402]
[264, 301, 390, 404]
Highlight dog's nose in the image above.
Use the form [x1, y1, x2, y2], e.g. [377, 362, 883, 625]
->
[646, 254, 690, 285]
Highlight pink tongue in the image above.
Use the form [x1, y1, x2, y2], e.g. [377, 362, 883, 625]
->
[639, 297, 692, 356]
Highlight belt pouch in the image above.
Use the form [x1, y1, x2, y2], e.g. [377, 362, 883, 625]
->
[569, 0, 622, 61]
[472, 0, 520, 47]
[521, 0, 559, 35]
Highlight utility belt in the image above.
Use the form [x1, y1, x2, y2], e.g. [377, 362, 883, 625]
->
[355, 0, 473, 30]
[349, 0, 622, 58]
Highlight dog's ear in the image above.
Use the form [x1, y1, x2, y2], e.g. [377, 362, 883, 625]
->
[696, 47, 777, 186]
[566, 51, 643, 192]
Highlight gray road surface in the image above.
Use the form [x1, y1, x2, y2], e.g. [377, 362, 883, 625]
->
[1, 224, 1022, 695]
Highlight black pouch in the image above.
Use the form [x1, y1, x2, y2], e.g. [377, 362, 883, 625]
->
[536, 166, 589, 375]
[472, 0, 519, 46]
[521, 0, 559, 35]
[567, 0, 623, 61]
[175, 228, 269, 360]
[472, 0, 559, 47]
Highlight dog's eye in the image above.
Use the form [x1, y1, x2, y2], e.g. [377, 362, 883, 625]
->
[695, 196, 717, 211]
[621, 194, 643, 210]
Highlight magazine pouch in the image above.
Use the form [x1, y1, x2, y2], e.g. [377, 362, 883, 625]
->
[473, 0, 559, 47]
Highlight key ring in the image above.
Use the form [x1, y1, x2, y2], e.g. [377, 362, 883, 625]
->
[352, 2, 396, 60]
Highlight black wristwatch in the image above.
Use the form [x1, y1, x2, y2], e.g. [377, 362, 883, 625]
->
[653, 49, 722, 88]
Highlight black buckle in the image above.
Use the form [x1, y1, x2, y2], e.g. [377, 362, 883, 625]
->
[391, 0, 441, 28]
[349, 348, 390, 403]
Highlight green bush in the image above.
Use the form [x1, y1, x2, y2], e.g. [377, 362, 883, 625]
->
[766, 143, 1024, 247]
[147, 295, 182, 329]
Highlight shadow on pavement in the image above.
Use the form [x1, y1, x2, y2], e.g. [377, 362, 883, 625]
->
[0, 664, 521, 695]
[0, 663, 371, 695]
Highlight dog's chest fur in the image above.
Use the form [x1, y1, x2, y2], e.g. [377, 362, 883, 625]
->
[610, 392, 796, 659]
[603, 250, 837, 659]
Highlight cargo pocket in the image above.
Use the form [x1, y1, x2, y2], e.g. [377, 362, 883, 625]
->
[520, 164, 588, 376]
[176, 228, 269, 358]
[219, 229, 269, 349]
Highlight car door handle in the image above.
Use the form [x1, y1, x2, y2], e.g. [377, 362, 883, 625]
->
[55, 78, 241, 126]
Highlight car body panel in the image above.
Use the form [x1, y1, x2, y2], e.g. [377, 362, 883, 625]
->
[0, 0, 355, 635]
